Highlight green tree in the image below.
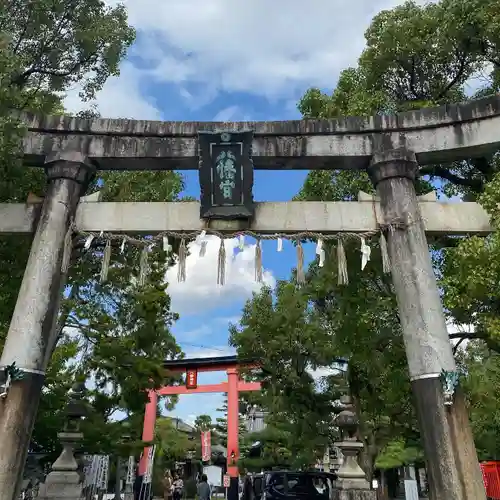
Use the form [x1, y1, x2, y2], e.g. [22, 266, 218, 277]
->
[194, 414, 213, 432]
[458, 341, 500, 460]
[229, 283, 337, 470]
[240, 424, 295, 472]
[293, 0, 500, 473]
[298, 0, 500, 201]
[440, 172, 500, 351]
[232, 1, 500, 475]
[156, 417, 194, 464]
[0, 0, 190, 461]
[30, 333, 79, 464]
[214, 395, 251, 459]
[0, 0, 136, 337]
[153, 417, 195, 493]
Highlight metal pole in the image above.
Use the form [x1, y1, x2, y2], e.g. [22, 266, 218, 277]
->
[114, 456, 122, 500]
[0, 153, 95, 499]
[368, 148, 486, 500]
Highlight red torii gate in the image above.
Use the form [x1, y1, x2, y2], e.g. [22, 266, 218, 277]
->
[139, 355, 261, 497]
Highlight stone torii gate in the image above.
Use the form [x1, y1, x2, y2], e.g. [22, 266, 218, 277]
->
[1, 94, 500, 500]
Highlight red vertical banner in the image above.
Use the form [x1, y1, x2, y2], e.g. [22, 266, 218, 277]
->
[186, 369, 198, 389]
[201, 431, 211, 462]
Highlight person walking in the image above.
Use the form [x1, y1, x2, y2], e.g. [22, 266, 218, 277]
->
[197, 474, 211, 500]
[163, 470, 173, 500]
[172, 474, 183, 500]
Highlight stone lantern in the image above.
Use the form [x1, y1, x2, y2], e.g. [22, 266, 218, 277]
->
[38, 381, 87, 500]
[332, 394, 375, 500]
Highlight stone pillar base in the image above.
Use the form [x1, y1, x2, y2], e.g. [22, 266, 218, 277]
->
[332, 488, 377, 500]
[37, 471, 82, 500]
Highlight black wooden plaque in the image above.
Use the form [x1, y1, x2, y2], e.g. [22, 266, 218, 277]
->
[198, 130, 254, 220]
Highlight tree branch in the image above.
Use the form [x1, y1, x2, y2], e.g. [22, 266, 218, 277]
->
[453, 337, 467, 354]
[449, 331, 500, 354]
[10, 50, 99, 88]
[419, 165, 484, 191]
[438, 50, 469, 99]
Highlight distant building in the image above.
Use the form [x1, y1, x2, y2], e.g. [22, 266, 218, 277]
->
[164, 416, 196, 434]
[244, 406, 267, 433]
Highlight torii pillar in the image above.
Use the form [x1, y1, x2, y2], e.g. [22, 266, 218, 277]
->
[0, 152, 95, 500]
[368, 148, 486, 500]
[226, 368, 240, 499]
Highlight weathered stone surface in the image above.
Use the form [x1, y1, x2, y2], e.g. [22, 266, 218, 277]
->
[0, 199, 494, 235]
[37, 471, 82, 500]
[331, 489, 377, 500]
[370, 149, 486, 500]
[19, 94, 500, 170]
[0, 162, 93, 500]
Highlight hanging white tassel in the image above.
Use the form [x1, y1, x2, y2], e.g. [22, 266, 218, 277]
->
[315, 238, 325, 268]
[100, 239, 112, 283]
[83, 234, 94, 250]
[380, 231, 391, 274]
[177, 239, 187, 282]
[162, 236, 172, 253]
[198, 231, 207, 257]
[238, 234, 245, 250]
[337, 239, 349, 285]
[138, 246, 149, 286]
[255, 239, 263, 283]
[296, 240, 305, 284]
[360, 237, 371, 271]
[120, 237, 126, 254]
[217, 239, 226, 285]
[61, 224, 74, 273]
[277, 238, 283, 252]
[199, 241, 208, 257]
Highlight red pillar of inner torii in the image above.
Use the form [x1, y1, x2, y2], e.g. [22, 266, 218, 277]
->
[226, 367, 239, 477]
[138, 356, 260, 500]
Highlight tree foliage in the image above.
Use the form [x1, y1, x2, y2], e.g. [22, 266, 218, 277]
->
[156, 418, 195, 465]
[194, 414, 213, 432]
[240, 424, 296, 472]
[0, 0, 135, 106]
[214, 395, 250, 460]
[0, 0, 187, 462]
[440, 169, 500, 351]
[458, 341, 500, 461]
[232, 0, 500, 473]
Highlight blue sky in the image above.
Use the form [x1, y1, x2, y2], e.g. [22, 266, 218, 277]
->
[61, 0, 477, 427]
[162, 167, 318, 426]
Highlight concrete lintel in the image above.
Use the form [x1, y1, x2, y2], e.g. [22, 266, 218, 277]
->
[357, 190, 438, 202]
[0, 201, 493, 236]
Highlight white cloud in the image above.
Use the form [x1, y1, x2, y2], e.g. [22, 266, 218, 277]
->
[182, 345, 236, 359]
[166, 235, 275, 316]
[164, 393, 226, 422]
[212, 106, 254, 122]
[63, 61, 161, 119]
[447, 323, 475, 336]
[212, 105, 241, 121]
[114, 0, 430, 101]
[65, 0, 434, 117]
